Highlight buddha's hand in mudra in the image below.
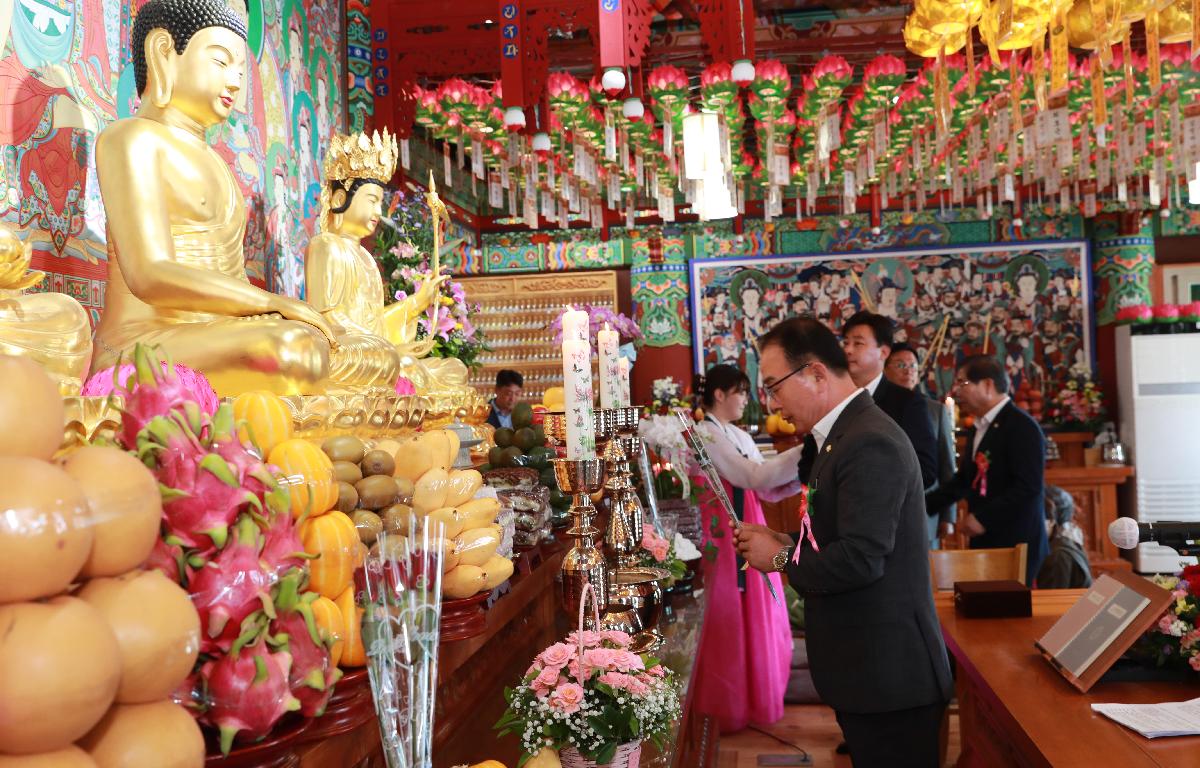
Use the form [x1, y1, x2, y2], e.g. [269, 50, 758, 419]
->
[413, 273, 451, 308]
[269, 295, 338, 346]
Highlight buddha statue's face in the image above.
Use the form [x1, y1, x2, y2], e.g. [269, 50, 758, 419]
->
[152, 25, 246, 127]
[338, 182, 384, 239]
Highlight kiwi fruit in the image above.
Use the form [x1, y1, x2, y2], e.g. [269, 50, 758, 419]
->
[356, 474, 400, 510]
[352, 510, 384, 544]
[322, 435, 366, 464]
[333, 460, 363, 485]
[380, 503, 415, 534]
[336, 481, 359, 514]
[361, 449, 396, 478]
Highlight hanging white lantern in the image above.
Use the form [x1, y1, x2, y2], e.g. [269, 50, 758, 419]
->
[731, 59, 756, 86]
[601, 67, 627, 96]
[622, 97, 645, 120]
[504, 106, 527, 129]
[531, 132, 551, 153]
[682, 111, 726, 181]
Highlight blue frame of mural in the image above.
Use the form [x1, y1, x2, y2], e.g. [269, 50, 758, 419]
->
[688, 240, 1095, 399]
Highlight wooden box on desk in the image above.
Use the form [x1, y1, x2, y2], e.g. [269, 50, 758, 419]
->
[954, 580, 1033, 618]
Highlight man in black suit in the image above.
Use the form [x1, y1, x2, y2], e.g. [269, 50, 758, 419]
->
[736, 317, 953, 768]
[926, 355, 1049, 585]
[887, 343, 958, 548]
[842, 311, 938, 490]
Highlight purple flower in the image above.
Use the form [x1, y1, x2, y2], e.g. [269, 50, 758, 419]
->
[394, 290, 409, 301]
[1164, 644, 1174, 655]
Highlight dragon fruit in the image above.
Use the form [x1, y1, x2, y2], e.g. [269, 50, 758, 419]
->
[260, 506, 312, 578]
[270, 574, 341, 717]
[146, 536, 187, 585]
[190, 515, 278, 654]
[200, 636, 301, 755]
[110, 344, 218, 449]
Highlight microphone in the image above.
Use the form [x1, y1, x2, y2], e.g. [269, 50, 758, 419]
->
[1109, 518, 1200, 554]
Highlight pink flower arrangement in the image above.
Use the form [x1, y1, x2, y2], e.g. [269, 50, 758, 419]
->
[83, 361, 219, 416]
[1045, 375, 1105, 431]
[497, 622, 681, 762]
[1132, 566, 1200, 674]
[641, 523, 671, 563]
[549, 305, 642, 348]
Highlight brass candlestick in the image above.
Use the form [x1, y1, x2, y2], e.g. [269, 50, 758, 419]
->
[550, 457, 608, 626]
[598, 406, 646, 570]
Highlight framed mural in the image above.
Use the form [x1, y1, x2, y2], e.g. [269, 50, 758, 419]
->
[689, 241, 1093, 401]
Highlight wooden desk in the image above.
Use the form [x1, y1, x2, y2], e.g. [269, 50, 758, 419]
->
[1045, 465, 1135, 577]
[937, 590, 1200, 768]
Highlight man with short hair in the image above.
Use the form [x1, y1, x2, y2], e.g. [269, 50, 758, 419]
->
[926, 355, 1049, 585]
[735, 317, 952, 768]
[841, 311, 938, 490]
[887, 343, 957, 548]
[486, 369, 524, 429]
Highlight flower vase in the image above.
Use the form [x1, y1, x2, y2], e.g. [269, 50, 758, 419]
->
[559, 742, 643, 768]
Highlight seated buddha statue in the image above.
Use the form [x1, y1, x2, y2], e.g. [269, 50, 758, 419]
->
[305, 131, 471, 399]
[89, 0, 399, 396]
[0, 225, 92, 395]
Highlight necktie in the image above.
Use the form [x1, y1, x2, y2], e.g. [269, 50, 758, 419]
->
[797, 434, 818, 484]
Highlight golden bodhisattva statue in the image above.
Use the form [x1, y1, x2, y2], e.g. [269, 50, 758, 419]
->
[89, 0, 399, 395]
[0, 226, 92, 395]
[306, 133, 471, 399]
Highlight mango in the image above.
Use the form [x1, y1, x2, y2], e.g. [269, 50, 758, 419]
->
[412, 467, 450, 514]
[427, 506, 468, 540]
[442, 564, 486, 599]
[457, 497, 500, 528]
[454, 527, 500, 567]
[444, 469, 483, 506]
[481, 554, 515, 590]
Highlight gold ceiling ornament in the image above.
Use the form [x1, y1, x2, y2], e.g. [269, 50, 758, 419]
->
[916, 0, 987, 34]
[905, 8, 967, 56]
[981, 0, 1052, 51]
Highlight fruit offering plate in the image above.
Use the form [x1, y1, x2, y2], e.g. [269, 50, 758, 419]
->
[440, 590, 491, 642]
[300, 668, 376, 742]
[204, 713, 311, 768]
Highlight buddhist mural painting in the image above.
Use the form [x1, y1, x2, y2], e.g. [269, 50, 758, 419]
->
[0, 0, 346, 319]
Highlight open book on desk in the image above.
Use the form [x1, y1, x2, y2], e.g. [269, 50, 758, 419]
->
[1092, 697, 1200, 738]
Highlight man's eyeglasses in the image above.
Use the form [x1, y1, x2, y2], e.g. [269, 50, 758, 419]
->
[763, 363, 811, 397]
[952, 378, 973, 389]
[888, 362, 919, 371]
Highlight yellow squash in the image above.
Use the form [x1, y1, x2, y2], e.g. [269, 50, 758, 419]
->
[269, 439, 338, 520]
[300, 511, 359, 599]
[232, 390, 294, 456]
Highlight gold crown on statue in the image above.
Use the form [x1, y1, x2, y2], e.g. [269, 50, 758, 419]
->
[324, 129, 399, 186]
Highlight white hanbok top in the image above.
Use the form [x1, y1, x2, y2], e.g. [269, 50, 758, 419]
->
[697, 417, 805, 503]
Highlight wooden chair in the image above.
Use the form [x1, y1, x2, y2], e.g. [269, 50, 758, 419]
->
[929, 543, 1028, 590]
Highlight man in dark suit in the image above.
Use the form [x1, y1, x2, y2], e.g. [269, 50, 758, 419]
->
[842, 312, 938, 490]
[736, 317, 953, 768]
[485, 369, 523, 429]
[887, 343, 958, 548]
[926, 355, 1049, 585]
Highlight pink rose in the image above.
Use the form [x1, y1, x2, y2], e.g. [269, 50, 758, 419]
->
[601, 630, 633, 647]
[612, 650, 645, 672]
[647, 665, 666, 677]
[548, 683, 586, 714]
[652, 542, 670, 562]
[532, 665, 563, 697]
[539, 642, 576, 668]
[583, 648, 621, 672]
[1159, 613, 1177, 634]
[567, 630, 603, 648]
[599, 671, 649, 696]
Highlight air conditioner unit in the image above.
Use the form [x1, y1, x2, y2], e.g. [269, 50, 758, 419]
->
[1115, 325, 1200, 573]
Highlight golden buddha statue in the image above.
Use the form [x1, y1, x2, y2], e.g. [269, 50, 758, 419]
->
[0, 225, 92, 395]
[305, 134, 470, 399]
[89, 0, 398, 396]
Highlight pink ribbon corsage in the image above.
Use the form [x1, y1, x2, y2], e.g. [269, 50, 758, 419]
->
[791, 484, 820, 565]
[972, 451, 990, 497]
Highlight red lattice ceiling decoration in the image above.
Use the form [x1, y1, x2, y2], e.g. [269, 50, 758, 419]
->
[692, 0, 756, 63]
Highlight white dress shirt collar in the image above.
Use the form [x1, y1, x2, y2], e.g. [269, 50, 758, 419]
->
[972, 396, 1011, 453]
[866, 371, 884, 397]
[811, 387, 865, 452]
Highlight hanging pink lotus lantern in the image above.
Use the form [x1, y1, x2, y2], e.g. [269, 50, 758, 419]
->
[701, 62, 738, 109]
[751, 58, 791, 103]
[548, 71, 589, 124]
[647, 65, 690, 106]
[812, 55, 853, 100]
[863, 54, 907, 100]
[414, 86, 441, 128]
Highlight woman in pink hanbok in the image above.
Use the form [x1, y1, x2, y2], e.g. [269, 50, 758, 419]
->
[691, 365, 804, 734]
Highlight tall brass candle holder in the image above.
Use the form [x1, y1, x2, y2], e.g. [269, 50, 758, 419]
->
[550, 457, 608, 626]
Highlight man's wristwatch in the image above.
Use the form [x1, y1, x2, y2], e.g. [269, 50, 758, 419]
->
[771, 546, 792, 573]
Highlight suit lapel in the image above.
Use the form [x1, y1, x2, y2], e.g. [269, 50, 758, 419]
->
[809, 390, 873, 490]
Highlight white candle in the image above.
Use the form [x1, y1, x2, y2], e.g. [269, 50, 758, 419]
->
[598, 322, 620, 409]
[618, 357, 631, 407]
[561, 307, 595, 459]
[561, 305, 588, 343]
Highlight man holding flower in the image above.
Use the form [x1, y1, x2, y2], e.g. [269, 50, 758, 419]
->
[735, 317, 952, 768]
